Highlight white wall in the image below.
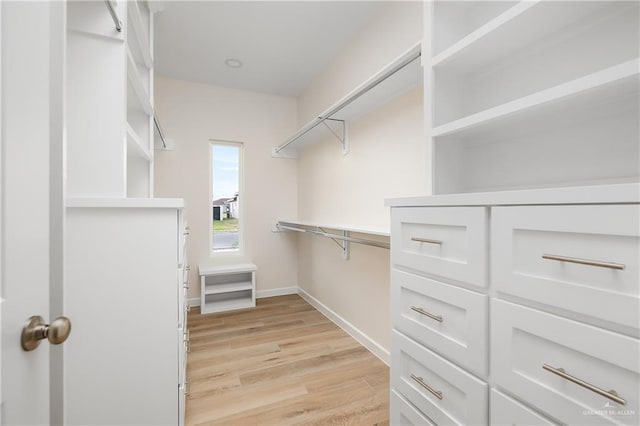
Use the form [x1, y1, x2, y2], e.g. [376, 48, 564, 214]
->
[296, 1, 424, 359]
[298, 1, 423, 126]
[153, 76, 299, 300]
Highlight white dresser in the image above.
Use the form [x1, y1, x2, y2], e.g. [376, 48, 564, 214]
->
[64, 199, 189, 425]
[386, 184, 640, 425]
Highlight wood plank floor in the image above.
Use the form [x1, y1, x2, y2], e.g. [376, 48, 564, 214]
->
[185, 294, 390, 425]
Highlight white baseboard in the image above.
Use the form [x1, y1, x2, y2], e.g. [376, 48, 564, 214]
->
[297, 287, 390, 366]
[256, 286, 298, 299]
[187, 297, 200, 307]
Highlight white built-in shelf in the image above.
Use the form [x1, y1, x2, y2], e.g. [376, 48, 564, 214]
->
[126, 47, 153, 116]
[432, 1, 614, 71]
[275, 219, 389, 237]
[273, 41, 422, 157]
[275, 220, 390, 256]
[427, 0, 639, 196]
[432, 59, 639, 139]
[126, 123, 151, 161]
[127, 0, 152, 68]
[199, 263, 256, 314]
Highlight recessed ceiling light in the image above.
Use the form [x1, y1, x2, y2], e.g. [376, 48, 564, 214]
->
[225, 58, 243, 68]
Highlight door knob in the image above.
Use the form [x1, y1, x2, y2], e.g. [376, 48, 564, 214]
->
[21, 315, 71, 351]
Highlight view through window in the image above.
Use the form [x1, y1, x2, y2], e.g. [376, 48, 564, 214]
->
[211, 142, 241, 253]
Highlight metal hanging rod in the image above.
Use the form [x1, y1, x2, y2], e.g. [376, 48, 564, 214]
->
[277, 222, 390, 250]
[154, 114, 167, 149]
[275, 42, 421, 154]
[104, 0, 123, 32]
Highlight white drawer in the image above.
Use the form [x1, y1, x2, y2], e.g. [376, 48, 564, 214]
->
[391, 389, 435, 426]
[490, 389, 556, 425]
[392, 269, 488, 376]
[492, 299, 640, 426]
[492, 205, 639, 329]
[391, 330, 488, 425]
[391, 207, 488, 287]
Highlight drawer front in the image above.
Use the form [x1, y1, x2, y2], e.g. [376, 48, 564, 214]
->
[491, 389, 556, 425]
[492, 299, 640, 425]
[392, 269, 488, 376]
[492, 205, 639, 329]
[390, 389, 435, 426]
[391, 207, 488, 287]
[391, 330, 488, 425]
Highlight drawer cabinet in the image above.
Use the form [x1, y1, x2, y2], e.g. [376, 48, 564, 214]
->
[492, 299, 639, 425]
[389, 190, 639, 426]
[390, 390, 435, 426]
[493, 205, 640, 329]
[490, 390, 556, 425]
[391, 207, 488, 287]
[391, 330, 489, 425]
[391, 269, 488, 376]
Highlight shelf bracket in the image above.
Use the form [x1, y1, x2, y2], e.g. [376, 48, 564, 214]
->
[322, 118, 349, 155]
[318, 227, 350, 259]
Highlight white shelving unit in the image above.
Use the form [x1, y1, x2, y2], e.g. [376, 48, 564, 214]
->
[427, 0, 640, 195]
[387, 2, 639, 425]
[66, 0, 155, 199]
[199, 264, 257, 314]
[125, 0, 154, 198]
[273, 41, 422, 158]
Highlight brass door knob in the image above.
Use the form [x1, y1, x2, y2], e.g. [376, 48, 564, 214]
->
[21, 315, 72, 351]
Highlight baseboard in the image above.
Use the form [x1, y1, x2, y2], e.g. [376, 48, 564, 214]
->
[256, 286, 298, 299]
[297, 287, 390, 366]
[187, 297, 200, 307]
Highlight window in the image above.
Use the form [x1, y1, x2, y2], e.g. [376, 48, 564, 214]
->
[210, 140, 243, 255]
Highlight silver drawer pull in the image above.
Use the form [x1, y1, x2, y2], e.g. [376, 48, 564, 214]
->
[410, 374, 443, 400]
[411, 306, 443, 322]
[411, 237, 442, 245]
[542, 364, 626, 405]
[542, 254, 625, 270]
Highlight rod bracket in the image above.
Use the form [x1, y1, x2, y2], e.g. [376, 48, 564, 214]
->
[322, 118, 349, 155]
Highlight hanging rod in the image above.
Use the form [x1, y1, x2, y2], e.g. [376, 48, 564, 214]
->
[154, 114, 167, 149]
[274, 42, 421, 154]
[104, 0, 123, 32]
[277, 222, 390, 250]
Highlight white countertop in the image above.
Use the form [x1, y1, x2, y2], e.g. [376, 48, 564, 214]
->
[385, 183, 640, 207]
[66, 197, 184, 209]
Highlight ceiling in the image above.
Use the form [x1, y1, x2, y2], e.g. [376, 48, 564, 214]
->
[153, 1, 384, 97]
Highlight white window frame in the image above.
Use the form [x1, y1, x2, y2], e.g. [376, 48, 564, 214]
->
[209, 139, 244, 257]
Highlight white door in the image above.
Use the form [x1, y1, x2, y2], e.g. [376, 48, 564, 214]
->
[1, 2, 66, 424]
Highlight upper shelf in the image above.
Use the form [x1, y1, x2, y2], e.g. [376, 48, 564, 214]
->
[432, 59, 639, 139]
[273, 41, 422, 158]
[126, 123, 151, 161]
[126, 46, 153, 116]
[432, 1, 617, 73]
[127, 0, 152, 68]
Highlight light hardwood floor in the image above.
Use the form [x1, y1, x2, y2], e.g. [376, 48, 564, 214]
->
[185, 294, 390, 425]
